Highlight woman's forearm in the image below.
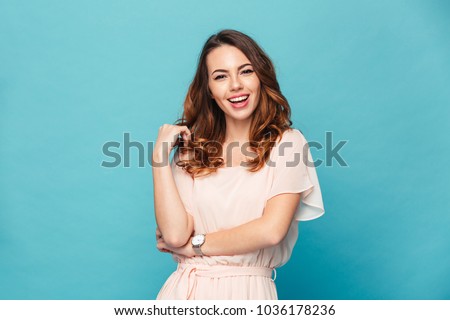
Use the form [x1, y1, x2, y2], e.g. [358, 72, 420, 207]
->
[200, 216, 280, 256]
[201, 193, 300, 255]
[160, 193, 301, 257]
[153, 152, 193, 247]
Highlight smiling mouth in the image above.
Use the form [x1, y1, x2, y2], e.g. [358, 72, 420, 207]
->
[227, 95, 249, 103]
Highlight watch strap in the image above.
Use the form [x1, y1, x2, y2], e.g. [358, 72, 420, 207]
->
[193, 245, 204, 256]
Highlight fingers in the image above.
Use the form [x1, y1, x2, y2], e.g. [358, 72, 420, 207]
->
[156, 226, 162, 240]
[157, 124, 192, 150]
[179, 126, 191, 141]
[156, 240, 172, 254]
[178, 126, 192, 149]
[159, 124, 191, 140]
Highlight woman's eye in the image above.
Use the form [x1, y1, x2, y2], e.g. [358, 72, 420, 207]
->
[214, 74, 226, 80]
[242, 69, 254, 75]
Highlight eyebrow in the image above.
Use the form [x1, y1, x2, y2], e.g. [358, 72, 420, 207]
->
[211, 63, 253, 75]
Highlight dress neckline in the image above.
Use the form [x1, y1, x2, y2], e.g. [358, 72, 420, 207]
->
[219, 164, 247, 170]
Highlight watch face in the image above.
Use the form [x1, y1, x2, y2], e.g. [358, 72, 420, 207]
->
[192, 234, 205, 246]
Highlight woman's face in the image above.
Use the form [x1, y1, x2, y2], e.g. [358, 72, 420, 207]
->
[206, 45, 261, 125]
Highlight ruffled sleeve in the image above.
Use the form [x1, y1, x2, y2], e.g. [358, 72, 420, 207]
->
[267, 129, 325, 221]
[170, 151, 195, 217]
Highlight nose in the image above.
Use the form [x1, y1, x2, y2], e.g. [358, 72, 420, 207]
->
[229, 74, 243, 91]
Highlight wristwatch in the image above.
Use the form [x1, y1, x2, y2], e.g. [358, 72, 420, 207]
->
[191, 234, 206, 256]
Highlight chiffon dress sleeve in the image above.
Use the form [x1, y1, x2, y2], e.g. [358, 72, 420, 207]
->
[267, 129, 325, 221]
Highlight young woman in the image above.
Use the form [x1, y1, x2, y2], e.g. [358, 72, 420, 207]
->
[152, 29, 325, 300]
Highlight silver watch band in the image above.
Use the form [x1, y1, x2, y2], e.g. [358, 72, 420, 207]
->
[193, 245, 204, 256]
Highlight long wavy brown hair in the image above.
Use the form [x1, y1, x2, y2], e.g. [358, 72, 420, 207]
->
[173, 29, 293, 177]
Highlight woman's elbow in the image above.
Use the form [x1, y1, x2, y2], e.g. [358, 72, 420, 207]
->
[267, 229, 288, 247]
[163, 235, 189, 248]
[159, 214, 194, 248]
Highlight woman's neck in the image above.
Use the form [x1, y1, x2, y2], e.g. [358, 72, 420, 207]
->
[224, 118, 252, 144]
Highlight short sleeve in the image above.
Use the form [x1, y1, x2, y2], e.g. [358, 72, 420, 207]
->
[170, 151, 195, 216]
[267, 129, 325, 221]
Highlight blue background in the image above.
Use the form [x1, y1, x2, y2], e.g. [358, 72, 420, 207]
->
[1, 0, 449, 299]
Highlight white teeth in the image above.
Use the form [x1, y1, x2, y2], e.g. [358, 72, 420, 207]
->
[229, 95, 249, 102]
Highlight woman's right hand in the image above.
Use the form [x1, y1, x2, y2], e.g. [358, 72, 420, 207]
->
[153, 124, 191, 164]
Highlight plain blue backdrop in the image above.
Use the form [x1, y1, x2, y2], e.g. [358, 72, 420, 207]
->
[1, 0, 449, 299]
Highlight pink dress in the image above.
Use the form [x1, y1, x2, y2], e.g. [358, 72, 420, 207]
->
[156, 129, 325, 300]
